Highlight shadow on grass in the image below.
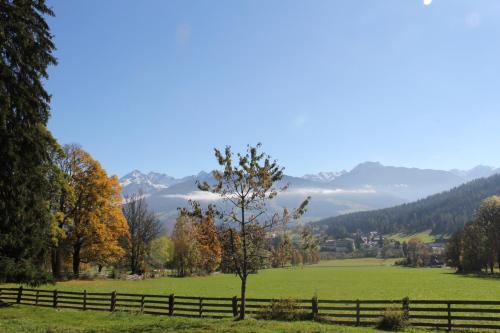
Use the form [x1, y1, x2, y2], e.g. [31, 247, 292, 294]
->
[441, 270, 500, 280]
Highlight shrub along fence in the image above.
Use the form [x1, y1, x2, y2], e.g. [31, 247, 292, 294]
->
[1, 287, 499, 331]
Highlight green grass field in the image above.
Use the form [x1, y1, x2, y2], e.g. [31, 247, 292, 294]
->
[2, 259, 499, 332]
[312, 257, 398, 267]
[2, 259, 498, 300]
[0, 305, 436, 333]
[386, 230, 438, 243]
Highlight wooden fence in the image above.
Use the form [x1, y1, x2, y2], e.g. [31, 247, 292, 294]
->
[1, 287, 499, 330]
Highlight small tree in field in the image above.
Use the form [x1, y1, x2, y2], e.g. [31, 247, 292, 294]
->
[198, 144, 309, 319]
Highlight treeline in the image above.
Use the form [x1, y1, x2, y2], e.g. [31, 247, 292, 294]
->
[395, 239, 442, 268]
[1, 7, 313, 291]
[317, 174, 500, 236]
[445, 196, 500, 273]
[43, 145, 173, 280]
[170, 204, 320, 277]
[0, 1, 174, 284]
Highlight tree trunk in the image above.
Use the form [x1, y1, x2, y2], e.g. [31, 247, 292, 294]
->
[239, 202, 247, 320]
[73, 243, 81, 278]
[51, 247, 62, 280]
[239, 276, 246, 320]
[130, 256, 136, 274]
[131, 245, 141, 274]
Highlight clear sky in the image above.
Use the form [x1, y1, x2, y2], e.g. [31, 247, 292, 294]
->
[45, 0, 500, 178]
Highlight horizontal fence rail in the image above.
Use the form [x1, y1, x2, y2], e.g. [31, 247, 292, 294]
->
[1, 287, 499, 330]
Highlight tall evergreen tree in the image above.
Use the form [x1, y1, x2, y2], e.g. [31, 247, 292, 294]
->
[0, 0, 58, 284]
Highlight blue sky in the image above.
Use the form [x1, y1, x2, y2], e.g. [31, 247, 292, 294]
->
[45, 0, 500, 178]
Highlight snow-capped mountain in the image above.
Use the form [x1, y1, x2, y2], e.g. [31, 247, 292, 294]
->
[119, 170, 181, 196]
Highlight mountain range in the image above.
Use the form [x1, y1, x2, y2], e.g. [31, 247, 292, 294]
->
[119, 162, 499, 231]
[315, 173, 500, 236]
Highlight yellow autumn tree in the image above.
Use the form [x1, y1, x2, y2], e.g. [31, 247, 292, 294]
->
[196, 205, 222, 274]
[62, 145, 129, 277]
[81, 175, 129, 272]
[174, 203, 222, 276]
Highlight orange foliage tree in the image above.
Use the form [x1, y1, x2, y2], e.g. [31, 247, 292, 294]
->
[62, 145, 129, 277]
[195, 205, 222, 274]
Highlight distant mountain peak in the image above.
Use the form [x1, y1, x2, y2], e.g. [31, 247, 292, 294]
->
[123, 169, 144, 177]
[352, 161, 383, 171]
[197, 170, 210, 177]
[147, 171, 164, 176]
[316, 173, 500, 236]
[302, 170, 346, 183]
[449, 165, 499, 180]
[119, 170, 181, 196]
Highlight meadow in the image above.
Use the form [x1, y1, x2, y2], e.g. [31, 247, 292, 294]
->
[386, 230, 438, 243]
[3, 259, 498, 300]
[2, 259, 499, 333]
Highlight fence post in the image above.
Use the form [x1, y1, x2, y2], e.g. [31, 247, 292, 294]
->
[199, 297, 203, 318]
[402, 297, 410, 321]
[312, 296, 318, 318]
[83, 290, 87, 311]
[168, 294, 174, 316]
[53, 289, 58, 308]
[0, 288, 2, 301]
[35, 290, 39, 305]
[140, 295, 145, 313]
[16, 286, 23, 304]
[232, 296, 238, 317]
[110, 291, 117, 312]
[356, 299, 360, 326]
[447, 302, 452, 331]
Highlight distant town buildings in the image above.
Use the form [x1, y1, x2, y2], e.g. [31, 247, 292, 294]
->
[320, 238, 356, 252]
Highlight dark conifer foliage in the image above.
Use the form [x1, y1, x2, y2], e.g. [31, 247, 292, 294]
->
[0, 0, 58, 284]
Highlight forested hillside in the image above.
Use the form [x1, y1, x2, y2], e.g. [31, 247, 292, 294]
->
[316, 174, 500, 236]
